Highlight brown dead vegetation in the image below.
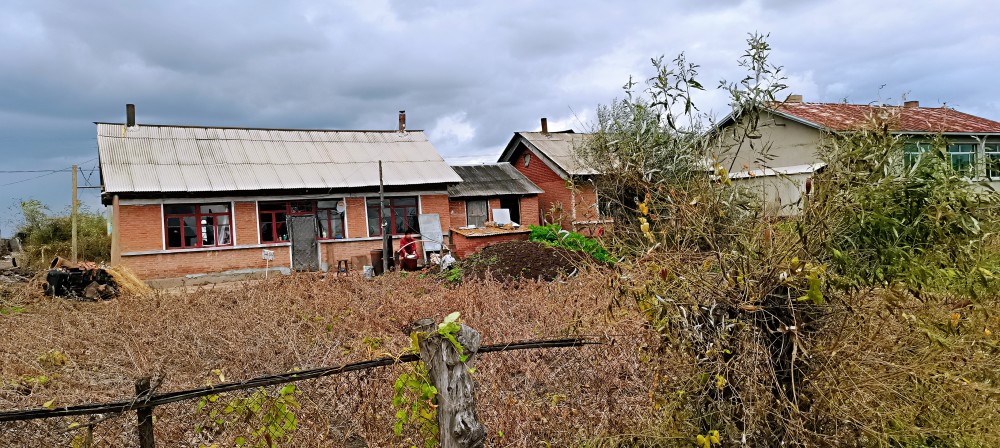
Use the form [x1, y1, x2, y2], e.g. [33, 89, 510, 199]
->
[0, 272, 688, 447]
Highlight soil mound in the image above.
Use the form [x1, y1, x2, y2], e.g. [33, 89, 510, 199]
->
[461, 241, 592, 282]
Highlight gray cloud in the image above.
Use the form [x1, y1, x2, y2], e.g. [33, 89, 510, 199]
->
[1, 0, 998, 235]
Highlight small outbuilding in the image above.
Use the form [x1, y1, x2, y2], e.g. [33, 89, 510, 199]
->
[446, 163, 542, 258]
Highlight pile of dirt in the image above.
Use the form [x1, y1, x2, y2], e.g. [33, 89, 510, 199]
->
[460, 241, 593, 282]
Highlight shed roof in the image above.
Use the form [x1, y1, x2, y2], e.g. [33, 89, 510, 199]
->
[770, 103, 1000, 134]
[447, 163, 543, 198]
[498, 131, 597, 178]
[97, 123, 462, 195]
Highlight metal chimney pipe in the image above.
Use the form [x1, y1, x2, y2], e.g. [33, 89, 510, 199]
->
[126, 104, 136, 127]
[398, 110, 406, 132]
[540, 117, 548, 134]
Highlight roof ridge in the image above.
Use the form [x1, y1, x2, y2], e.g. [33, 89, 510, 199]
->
[95, 122, 423, 133]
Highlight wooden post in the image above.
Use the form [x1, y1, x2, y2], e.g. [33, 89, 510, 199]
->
[412, 319, 486, 448]
[110, 195, 121, 266]
[379, 160, 389, 274]
[71, 165, 78, 263]
[135, 377, 154, 448]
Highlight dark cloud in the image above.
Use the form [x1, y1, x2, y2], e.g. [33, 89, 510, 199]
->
[1, 0, 998, 236]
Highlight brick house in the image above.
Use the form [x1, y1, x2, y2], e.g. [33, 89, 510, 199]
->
[447, 163, 542, 257]
[496, 119, 607, 232]
[98, 108, 461, 279]
[717, 95, 1000, 215]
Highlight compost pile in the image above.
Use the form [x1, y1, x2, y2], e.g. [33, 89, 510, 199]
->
[461, 241, 593, 282]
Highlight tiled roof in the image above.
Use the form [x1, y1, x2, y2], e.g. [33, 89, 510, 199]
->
[772, 103, 1000, 134]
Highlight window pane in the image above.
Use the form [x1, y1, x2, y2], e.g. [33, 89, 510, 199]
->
[368, 206, 381, 236]
[166, 219, 182, 248]
[183, 216, 198, 247]
[260, 217, 274, 242]
[318, 211, 331, 239]
[394, 197, 417, 207]
[276, 215, 288, 241]
[202, 216, 216, 246]
[164, 205, 196, 215]
[200, 204, 229, 213]
[317, 200, 341, 209]
[259, 202, 286, 211]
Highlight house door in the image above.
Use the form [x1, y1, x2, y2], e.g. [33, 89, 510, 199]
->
[499, 196, 521, 224]
[287, 215, 319, 272]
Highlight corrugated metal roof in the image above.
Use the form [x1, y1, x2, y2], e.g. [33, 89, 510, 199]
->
[772, 103, 1000, 133]
[447, 163, 543, 197]
[518, 132, 598, 176]
[97, 123, 463, 194]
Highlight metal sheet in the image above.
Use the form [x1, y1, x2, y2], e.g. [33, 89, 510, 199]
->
[97, 123, 463, 194]
[448, 163, 543, 197]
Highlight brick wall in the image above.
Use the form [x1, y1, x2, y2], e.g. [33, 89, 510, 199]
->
[345, 197, 367, 238]
[520, 196, 540, 226]
[234, 201, 257, 244]
[451, 231, 530, 258]
[573, 184, 600, 223]
[119, 204, 163, 252]
[420, 194, 450, 231]
[510, 146, 575, 228]
[125, 245, 291, 278]
[449, 200, 467, 228]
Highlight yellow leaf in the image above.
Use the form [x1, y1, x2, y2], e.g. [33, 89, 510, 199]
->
[43, 399, 55, 409]
[950, 312, 961, 328]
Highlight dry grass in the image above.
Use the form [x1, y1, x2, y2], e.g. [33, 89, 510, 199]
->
[0, 271, 685, 447]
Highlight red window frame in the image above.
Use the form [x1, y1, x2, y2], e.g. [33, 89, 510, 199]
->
[317, 200, 346, 240]
[259, 200, 347, 243]
[164, 203, 233, 250]
[366, 197, 419, 237]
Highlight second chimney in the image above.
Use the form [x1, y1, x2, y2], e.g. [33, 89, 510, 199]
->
[398, 110, 406, 132]
[904, 100, 919, 108]
[540, 117, 548, 134]
[126, 104, 136, 127]
[785, 94, 803, 103]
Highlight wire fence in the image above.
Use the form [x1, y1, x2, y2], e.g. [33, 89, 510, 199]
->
[0, 337, 598, 447]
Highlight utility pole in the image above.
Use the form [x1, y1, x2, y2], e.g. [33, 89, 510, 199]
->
[379, 160, 389, 274]
[71, 165, 78, 263]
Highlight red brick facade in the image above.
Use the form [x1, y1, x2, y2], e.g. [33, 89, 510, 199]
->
[118, 193, 449, 279]
[508, 146, 599, 230]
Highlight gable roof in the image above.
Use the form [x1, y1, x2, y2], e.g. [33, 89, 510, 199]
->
[447, 163, 543, 198]
[770, 102, 1000, 134]
[497, 131, 598, 178]
[97, 123, 462, 196]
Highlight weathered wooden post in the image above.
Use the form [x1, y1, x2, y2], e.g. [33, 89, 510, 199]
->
[411, 318, 486, 448]
[135, 377, 155, 448]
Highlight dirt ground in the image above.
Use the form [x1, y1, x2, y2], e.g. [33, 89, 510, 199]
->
[461, 241, 595, 282]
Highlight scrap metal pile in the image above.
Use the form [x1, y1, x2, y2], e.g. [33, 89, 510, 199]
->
[44, 257, 118, 300]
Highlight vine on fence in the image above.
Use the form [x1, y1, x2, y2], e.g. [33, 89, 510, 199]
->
[194, 370, 301, 448]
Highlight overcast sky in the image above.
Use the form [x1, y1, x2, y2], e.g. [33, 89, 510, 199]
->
[1, 0, 999, 235]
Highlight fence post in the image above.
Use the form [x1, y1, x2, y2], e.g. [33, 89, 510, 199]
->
[412, 318, 486, 448]
[135, 377, 155, 448]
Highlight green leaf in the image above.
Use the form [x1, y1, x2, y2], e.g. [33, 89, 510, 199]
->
[442, 311, 461, 325]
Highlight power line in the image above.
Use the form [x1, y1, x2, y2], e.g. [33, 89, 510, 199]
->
[0, 169, 74, 173]
[0, 157, 98, 187]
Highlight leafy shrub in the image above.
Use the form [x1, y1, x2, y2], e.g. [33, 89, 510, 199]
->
[528, 224, 614, 264]
[15, 200, 109, 268]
